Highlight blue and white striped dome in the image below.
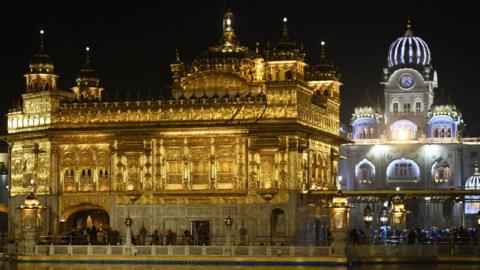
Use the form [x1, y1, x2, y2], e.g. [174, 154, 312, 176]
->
[465, 163, 480, 190]
[387, 21, 431, 68]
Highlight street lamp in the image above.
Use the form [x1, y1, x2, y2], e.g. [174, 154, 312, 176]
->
[125, 215, 133, 247]
[224, 215, 233, 254]
[224, 215, 233, 227]
[379, 206, 389, 225]
[363, 205, 373, 225]
[363, 205, 373, 245]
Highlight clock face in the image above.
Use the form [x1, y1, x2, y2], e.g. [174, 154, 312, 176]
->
[399, 74, 414, 89]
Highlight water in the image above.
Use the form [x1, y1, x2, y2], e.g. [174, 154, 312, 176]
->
[1, 263, 479, 270]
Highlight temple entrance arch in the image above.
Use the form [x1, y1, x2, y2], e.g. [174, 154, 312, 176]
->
[62, 204, 109, 233]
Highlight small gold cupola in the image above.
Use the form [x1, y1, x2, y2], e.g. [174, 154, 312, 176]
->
[24, 29, 59, 93]
[71, 46, 104, 101]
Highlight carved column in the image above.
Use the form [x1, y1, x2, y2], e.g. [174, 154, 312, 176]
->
[183, 138, 190, 190]
[50, 144, 59, 235]
[328, 195, 351, 256]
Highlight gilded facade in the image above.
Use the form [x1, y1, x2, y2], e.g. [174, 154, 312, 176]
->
[6, 12, 346, 244]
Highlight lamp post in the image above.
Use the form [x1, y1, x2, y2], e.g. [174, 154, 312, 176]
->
[224, 215, 233, 255]
[379, 206, 389, 225]
[124, 215, 133, 255]
[391, 196, 407, 232]
[378, 206, 389, 243]
[363, 205, 373, 244]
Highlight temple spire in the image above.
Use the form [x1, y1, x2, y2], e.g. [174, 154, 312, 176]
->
[84, 46, 91, 67]
[282, 17, 289, 40]
[222, 9, 236, 45]
[175, 48, 181, 63]
[404, 17, 413, 37]
[39, 29, 45, 51]
[320, 41, 326, 62]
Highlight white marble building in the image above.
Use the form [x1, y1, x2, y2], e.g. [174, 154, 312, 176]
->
[339, 20, 480, 231]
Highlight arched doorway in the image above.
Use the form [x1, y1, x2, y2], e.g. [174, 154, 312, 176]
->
[271, 208, 286, 245]
[66, 209, 109, 231]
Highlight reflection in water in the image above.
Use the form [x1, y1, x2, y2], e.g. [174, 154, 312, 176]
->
[7, 264, 345, 270]
[1, 263, 478, 270]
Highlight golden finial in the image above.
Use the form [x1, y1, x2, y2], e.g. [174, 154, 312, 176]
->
[404, 17, 413, 36]
[282, 17, 289, 39]
[175, 48, 181, 63]
[39, 29, 45, 51]
[320, 41, 326, 61]
[223, 9, 235, 44]
[85, 46, 91, 66]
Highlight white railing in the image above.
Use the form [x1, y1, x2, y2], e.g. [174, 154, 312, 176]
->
[32, 244, 330, 257]
[349, 244, 480, 257]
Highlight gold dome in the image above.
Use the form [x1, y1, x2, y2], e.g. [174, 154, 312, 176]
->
[174, 10, 265, 99]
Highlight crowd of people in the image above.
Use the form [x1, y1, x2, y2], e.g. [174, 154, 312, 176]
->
[41, 225, 122, 245]
[348, 226, 479, 245]
[42, 226, 210, 246]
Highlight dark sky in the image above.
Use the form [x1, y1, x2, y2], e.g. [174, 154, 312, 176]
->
[0, 0, 479, 137]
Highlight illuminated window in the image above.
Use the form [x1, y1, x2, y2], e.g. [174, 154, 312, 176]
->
[166, 161, 183, 184]
[395, 163, 412, 177]
[386, 158, 420, 182]
[355, 159, 375, 184]
[390, 119, 417, 140]
[465, 196, 480, 214]
[217, 159, 233, 184]
[431, 158, 452, 183]
[191, 158, 210, 185]
[415, 101, 422, 113]
[392, 102, 399, 113]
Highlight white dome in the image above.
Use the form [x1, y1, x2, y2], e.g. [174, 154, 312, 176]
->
[387, 21, 431, 68]
[465, 164, 480, 190]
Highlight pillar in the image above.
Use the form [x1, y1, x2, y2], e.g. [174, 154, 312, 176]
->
[18, 193, 45, 255]
[328, 195, 350, 255]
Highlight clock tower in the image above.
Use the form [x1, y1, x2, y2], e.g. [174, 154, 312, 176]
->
[382, 19, 438, 141]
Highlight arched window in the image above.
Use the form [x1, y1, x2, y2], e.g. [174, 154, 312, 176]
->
[428, 115, 457, 139]
[390, 98, 400, 113]
[355, 159, 375, 184]
[415, 101, 422, 113]
[390, 119, 417, 140]
[415, 98, 423, 113]
[431, 158, 452, 183]
[352, 118, 376, 140]
[386, 158, 420, 182]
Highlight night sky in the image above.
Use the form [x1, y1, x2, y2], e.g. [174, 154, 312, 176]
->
[0, 0, 478, 138]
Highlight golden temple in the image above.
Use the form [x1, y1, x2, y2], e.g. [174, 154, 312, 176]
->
[5, 11, 346, 244]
